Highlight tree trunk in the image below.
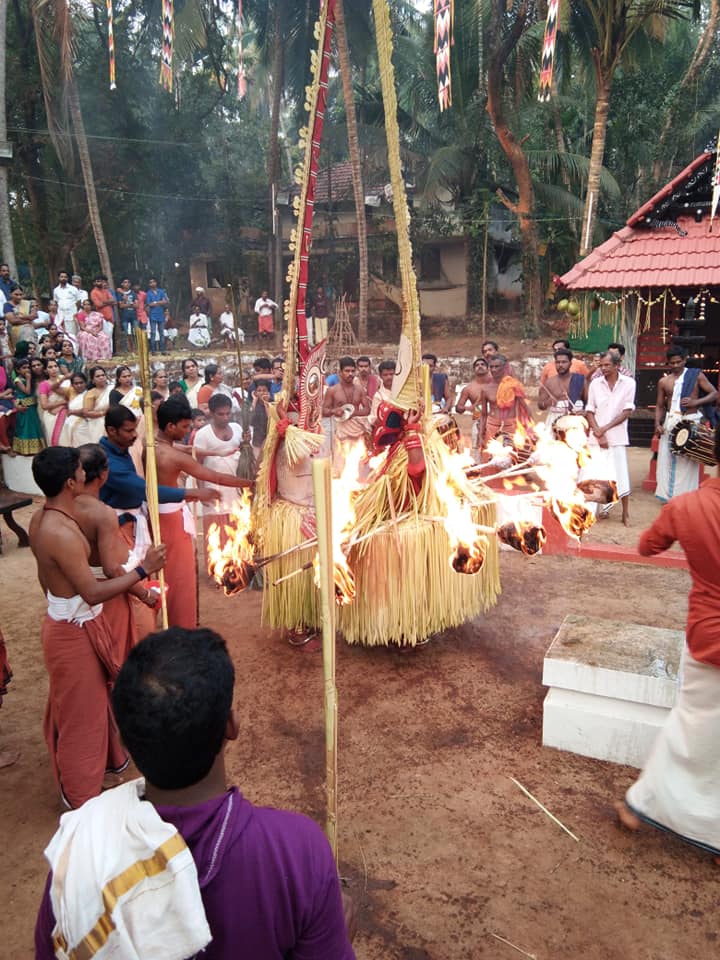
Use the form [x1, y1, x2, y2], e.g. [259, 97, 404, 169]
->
[67, 75, 114, 287]
[334, 0, 368, 342]
[0, 0, 17, 277]
[268, 3, 283, 307]
[579, 57, 612, 257]
[651, 0, 720, 185]
[486, 0, 542, 332]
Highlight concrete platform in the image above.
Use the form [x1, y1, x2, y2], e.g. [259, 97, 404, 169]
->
[542, 614, 684, 768]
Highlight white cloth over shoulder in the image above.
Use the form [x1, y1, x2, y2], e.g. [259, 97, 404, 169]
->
[45, 778, 211, 960]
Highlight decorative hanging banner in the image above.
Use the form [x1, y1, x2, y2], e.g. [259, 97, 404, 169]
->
[160, 0, 174, 92]
[709, 128, 720, 232]
[433, 0, 453, 111]
[106, 0, 116, 89]
[237, 0, 247, 100]
[538, 0, 559, 103]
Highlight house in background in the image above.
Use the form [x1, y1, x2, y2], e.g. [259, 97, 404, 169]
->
[559, 147, 720, 439]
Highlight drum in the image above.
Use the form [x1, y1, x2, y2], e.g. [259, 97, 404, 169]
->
[669, 418, 716, 466]
[433, 413, 461, 452]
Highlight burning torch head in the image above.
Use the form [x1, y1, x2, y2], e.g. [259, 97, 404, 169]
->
[497, 521, 547, 556]
[450, 539, 486, 575]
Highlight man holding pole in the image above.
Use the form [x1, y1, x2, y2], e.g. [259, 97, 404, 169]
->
[98, 405, 218, 635]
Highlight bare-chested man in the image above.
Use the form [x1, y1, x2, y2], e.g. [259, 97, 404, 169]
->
[322, 356, 370, 470]
[456, 357, 491, 457]
[537, 348, 588, 430]
[73, 443, 159, 665]
[477, 354, 531, 448]
[155, 394, 253, 629]
[29, 446, 166, 808]
[654, 345, 717, 502]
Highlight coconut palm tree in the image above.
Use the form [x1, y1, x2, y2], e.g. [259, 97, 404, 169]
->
[571, 0, 700, 256]
[0, 0, 17, 277]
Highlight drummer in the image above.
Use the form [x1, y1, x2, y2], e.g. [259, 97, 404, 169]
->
[654, 346, 717, 502]
[537, 348, 587, 432]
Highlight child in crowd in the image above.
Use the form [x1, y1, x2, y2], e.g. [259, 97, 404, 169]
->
[251, 380, 270, 463]
[164, 312, 178, 351]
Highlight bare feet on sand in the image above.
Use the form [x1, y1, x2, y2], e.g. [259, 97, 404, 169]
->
[614, 800, 641, 830]
[0, 749, 20, 768]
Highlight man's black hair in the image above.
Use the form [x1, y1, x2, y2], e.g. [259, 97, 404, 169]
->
[208, 393, 232, 412]
[339, 356, 356, 370]
[554, 347, 573, 361]
[552, 339, 571, 350]
[481, 340, 499, 351]
[204, 363, 219, 384]
[607, 342, 626, 357]
[667, 346, 687, 361]
[157, 395, 193, 430]
[378, 360, 396, 373]
[77, 443, 108, 483]
[253, 357, 272, 371]
[105, 405, 137, 431]
[190, 408, 205, 419]
[421, 352, 438, 363]
[357, 355, 370, 364]
[32, 446, 80, 497]
[490, 353, 507, 365]
[111, 627, 235, 790]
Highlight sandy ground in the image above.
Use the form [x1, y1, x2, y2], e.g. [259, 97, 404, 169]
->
[2, 449, 716, 959]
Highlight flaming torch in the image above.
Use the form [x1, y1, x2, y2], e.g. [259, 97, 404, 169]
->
[207, 490, 255, 596]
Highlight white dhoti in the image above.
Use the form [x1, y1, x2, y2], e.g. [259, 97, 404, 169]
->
[656, 411, 701, 503]
[626, 650, 720, 855]
[585, 444, 630, 500]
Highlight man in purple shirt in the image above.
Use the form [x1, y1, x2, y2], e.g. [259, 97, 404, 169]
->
[35, 627, 356, 959]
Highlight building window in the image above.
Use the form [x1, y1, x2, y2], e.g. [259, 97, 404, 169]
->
[419, 246, 442, 281]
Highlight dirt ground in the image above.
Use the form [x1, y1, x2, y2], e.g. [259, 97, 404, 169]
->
[3, 443, 717, 959]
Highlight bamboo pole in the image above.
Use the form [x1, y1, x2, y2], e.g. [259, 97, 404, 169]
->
[422, 362, 432, 419]
[136, 331, 169, 628]
[312, 457, 338, 863]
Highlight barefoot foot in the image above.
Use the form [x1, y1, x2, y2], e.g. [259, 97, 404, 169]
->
[614, 799, 641, 830]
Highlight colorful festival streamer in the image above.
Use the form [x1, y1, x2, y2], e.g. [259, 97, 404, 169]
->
[160, 0, 174, 92]
[538, 0, 559, 103]
[106, 0, 116, 90]
[710, 129, 720, 232]
[433, 0, 453, 111]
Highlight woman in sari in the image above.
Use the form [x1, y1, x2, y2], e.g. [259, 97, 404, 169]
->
[11, 357, 45, 455]
[66, 371, 92, 446]
[57, 339, 84, 379]
[151, 367, 170, 401]
[83, 365, 113, 442]
[0, 361, 17, 454]
[109, 364, 145, 475]
[180, 357, 202, 408]
[38, 357, 71, 445]
[77, 300, 112, 361]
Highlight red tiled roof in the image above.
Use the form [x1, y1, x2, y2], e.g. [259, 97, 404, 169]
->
[288, 160, 386, 203]
[560, 151, 720, 290]
[560, 215, 720, 290]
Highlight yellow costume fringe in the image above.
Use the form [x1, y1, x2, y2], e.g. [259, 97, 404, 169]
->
[260, 499, 320, 631]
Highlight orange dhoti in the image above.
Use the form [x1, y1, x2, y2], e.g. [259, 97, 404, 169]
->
[117, 516, 158, 641]
[41, 611, 127, 808]
[485, 414, 517, 444]
[102, 594, 138, 666]
[159, 504, 197, 629]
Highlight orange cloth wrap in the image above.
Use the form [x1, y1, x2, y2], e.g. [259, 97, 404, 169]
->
[159, 508, 198, 629]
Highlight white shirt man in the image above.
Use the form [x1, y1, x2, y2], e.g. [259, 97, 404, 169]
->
[188, 310, 211, 348]
[219, 309, 244, 344]
[72, 275, 88, 304]
[254, 292, 278, 338]
[584, 352, 636, 525]
[53, 272, 81, 337]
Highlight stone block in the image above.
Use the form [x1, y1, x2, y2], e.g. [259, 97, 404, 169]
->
[542, 614, 685, 768]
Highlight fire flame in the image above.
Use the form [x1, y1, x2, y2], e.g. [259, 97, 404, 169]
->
[497, 521, 547, 556]
[207, 489, 255, 596]
[434, 470, 487, 575]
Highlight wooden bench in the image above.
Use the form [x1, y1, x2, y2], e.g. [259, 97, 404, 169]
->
[0, 491, 33, 554]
